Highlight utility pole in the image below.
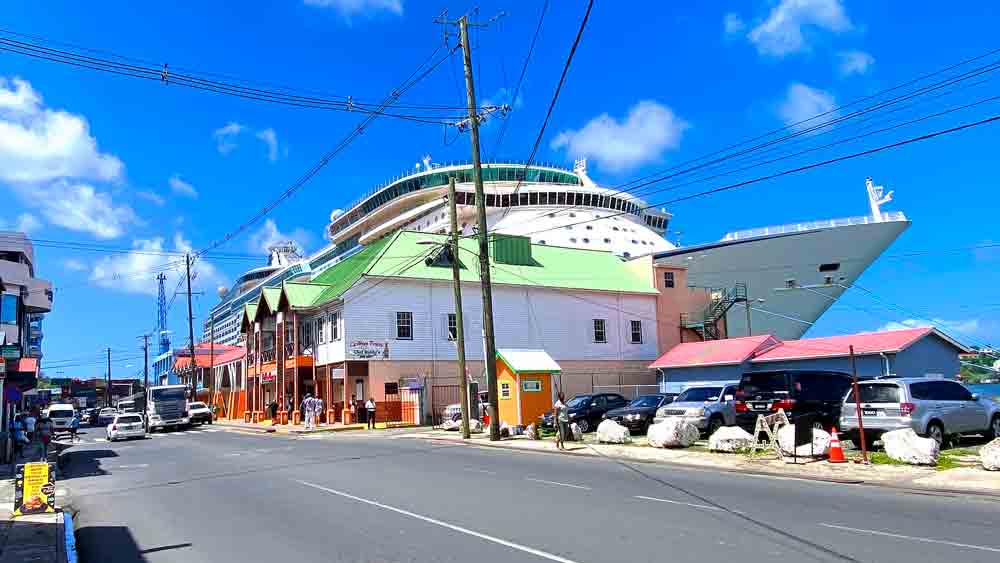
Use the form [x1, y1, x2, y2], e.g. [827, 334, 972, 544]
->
[849, 345, 869, 464]
[448, 178, 471, 439]
[458, 15, 501, 441]
[185, 253, 196, 399]
[209, 312, 215, 419]
[106, 347, 111, 406]
[140, 334, 150, 430]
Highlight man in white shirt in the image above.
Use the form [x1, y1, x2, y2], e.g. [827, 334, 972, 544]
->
[25, 412, 37, 441]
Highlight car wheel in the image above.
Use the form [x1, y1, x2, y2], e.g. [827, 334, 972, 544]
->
[708, 415, 724, 436]
[988, 415, 1000, 440]
[577, 418, 590, 433]
[925, 421, 945, 448]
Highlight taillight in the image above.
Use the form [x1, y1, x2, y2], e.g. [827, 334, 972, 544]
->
[735, 401, 748, 413]
[899, 402, 916, 416]
[772, 399, 796, 412]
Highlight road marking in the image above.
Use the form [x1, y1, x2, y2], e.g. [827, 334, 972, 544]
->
[297, 480, 579, 563]
[463, 468, 498, 475]
[819, 523, 1000, 553]
[94, 438, 107, 443]
[524, 478, 591, 491]
[633, 495, 722, 511]
[114, 464, 149, 469]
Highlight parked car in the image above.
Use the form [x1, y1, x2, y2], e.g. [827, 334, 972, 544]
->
[188, 402, 214, 425]
[97, 407, 118, 426]
[735, 370, 855, 431]
[541, 393, 629, 433]
[603, 394, 674, 434]
[839, 377, 1000, 447]
[87, 408, 101, 426]
[47, 404, 77, 433]
[107, 413, 146, 441]
[441, 391, 490, 423]
[654, 384, 738, 435]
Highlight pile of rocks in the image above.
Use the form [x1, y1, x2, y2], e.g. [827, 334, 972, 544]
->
[979, 437, 1000, 471]
[777, 425, 831, 458]
[882, 428, 939, 465]
[708, 426, 755, 453]
[647, 418, 699, 448]
[596, 420, 631, 444]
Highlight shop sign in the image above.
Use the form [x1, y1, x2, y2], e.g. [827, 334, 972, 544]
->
[261, 370, 276, 383]
[1, 345, 19, 360]
[14, 462, 56, 516]
[331, 368, 345, 380]
[348, 340, 389, 360]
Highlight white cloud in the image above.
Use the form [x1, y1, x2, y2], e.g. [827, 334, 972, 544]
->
[16, 179, 138, 239]
[62, 258, 86, 272]
[304, 0, 403, 18]
[136, 190, 166, 206]
[551, 100, 690, 172]
[878, 318, 980, 337]
[724, 13, 746, 36]
[255, 128, 280, 162]
[482, 87, 524, 111]
[213, 121, 245, 155]
[837, 50, 875, 76]
[168, 174, 197, 198]
[0, 212, 42, 234]
[89, 233, 226, 296]
[778, 83, 836, 129]
[0, 76, 124, 184]
[248, 219, 312, 255]
[748, 0, 852, 57]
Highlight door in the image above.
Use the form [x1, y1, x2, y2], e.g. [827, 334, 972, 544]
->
[923, 381, 964, 433]
[721, 385, 738, 425]
[941, 381, 987, 432]
[355, 379, 365, 402]
[589, 395, 607, 426]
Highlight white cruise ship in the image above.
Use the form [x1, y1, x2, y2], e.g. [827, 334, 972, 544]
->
[204, 159, 908, 343]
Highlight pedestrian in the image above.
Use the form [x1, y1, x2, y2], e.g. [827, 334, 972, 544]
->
[365, 397, 376, 430]
[269, 400, 278, 425]
[25, 411, 37, 442]
[38, 417, 52, 461]
[314, 396, 324, 426]
[349, 394, 357, 424]
[303, 394, 315, 430]
[70, 412, 80, 441]
[12, 416, 27, 459]
[287, 396, 294, 416]
[554, 392, 569, 450]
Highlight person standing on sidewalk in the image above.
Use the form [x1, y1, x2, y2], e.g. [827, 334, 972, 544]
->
[70, 412, 80, 441]
[365, 397, 376, 430]
[304, 394, 316, 430]
[38, 416, 52, 461]
[314, 396, 324, 426]
[554, 392, 569, 450]
[25, 411, 37, 442]
[12, 415, 28, 458]
[269, 400, 278, 425]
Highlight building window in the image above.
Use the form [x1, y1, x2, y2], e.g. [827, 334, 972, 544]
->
[522, 379, 542, 392]
[630, 320, 642, 344]
[396, 311, 413, 339]
[302, 320, 313, 347]
[818, 262, 841, 272]
[785, 279, 797, 289]
[318, 316, 327, 343]
[331, 311, 341, 341]
[664, 271, 675, 288]
[500, 382, 511, 399]
[447, 313, 458, 340]
[593, 319, 607, 343]
[0, 294, 17, 324]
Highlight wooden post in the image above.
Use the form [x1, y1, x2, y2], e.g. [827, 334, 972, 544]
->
[849, 345, 869, 464]
[342, 362, 353, 424]
[293, 314, 301, 425]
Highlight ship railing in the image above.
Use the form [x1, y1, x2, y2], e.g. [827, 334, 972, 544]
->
[720, 212, 908, 241]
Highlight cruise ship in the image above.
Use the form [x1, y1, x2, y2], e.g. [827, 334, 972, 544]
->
[204, 159, 909, 343]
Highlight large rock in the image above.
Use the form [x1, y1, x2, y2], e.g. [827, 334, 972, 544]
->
[468, 419, 483, 434]
[596, 419, 632, 444]
[708, 426, 755, 453]
[526, 423, 539, 440]
[442, 418, 460, 431]
[570, 423, 583, 442]
[979, 438, 1000, 471]
[777, 425, 831, 458]
[882, 428, 939, 466]
[647, 418, 700, 448]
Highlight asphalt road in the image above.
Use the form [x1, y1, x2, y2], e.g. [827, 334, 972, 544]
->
[61, 425, 1000, 563]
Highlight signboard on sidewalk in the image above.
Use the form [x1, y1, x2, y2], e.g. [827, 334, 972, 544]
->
[13, 462, 56, 516]
[348, 340, 389, 360]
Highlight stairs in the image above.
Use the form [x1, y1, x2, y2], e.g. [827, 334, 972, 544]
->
[681, 283, 748, 341]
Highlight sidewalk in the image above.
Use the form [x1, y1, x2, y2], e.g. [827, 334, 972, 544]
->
[405, 429, 1000, 497]
[213, 418, 420, 435]
[0, 441, 76, 563]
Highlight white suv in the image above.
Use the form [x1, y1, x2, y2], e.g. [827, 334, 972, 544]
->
[48, 404, 76, 432]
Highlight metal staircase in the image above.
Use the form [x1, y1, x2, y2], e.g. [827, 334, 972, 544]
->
[681, 283, 748, 341]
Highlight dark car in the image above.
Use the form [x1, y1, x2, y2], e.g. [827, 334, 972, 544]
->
[541, 393, 629, 433]
[602, 394, 674, 434]
[735, 370, 854, 431]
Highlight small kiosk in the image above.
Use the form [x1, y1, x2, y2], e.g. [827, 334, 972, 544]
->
[495, 349, 560, 428]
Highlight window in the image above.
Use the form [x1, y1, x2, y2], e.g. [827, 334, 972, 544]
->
[0, 294, 16, 324]
[586, 225, 593, 230]
[593, 319, 607, 343]
[603, 238, 611, 244]
[396, 312, 413, 339]
[318, 316, 327, 343]
[819, 262, 841, 272]
[500, 382, 511, 399]
[630, 320, 642, 344]
[522, 379, 542, 392]
[665, 272, 675, 289]
[447, 313, 458, 340]
[331, 311, 341, 341]
[385, 382, 399, 395]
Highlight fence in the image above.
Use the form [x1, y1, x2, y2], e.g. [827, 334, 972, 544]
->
[592, 384, 661, 400]
[381, 387, 421, 427]
[428, 383, 462, 427]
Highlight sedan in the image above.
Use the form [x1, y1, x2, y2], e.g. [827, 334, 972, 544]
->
[602, 394, 675, 434]
[107, 413, 146, 441]
[97, 407, 118, 426]
[188, 402, 214, 425]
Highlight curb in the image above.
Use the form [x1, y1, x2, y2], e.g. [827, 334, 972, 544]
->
[213, 423, 276, 434]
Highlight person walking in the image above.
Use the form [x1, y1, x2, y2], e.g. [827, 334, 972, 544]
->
[269, 400, 279, 425]
[12, 415, 28, 459]
[349, 394, 357, 424]
[25, 411, 37, 442]
[365, 397, 376, 430]
[303, 394, 315, 430]
[70, 412, 80, 441]
[554, 392, 569, 450]
[314, 396, 325, 426]
[38, 417, 52, 461]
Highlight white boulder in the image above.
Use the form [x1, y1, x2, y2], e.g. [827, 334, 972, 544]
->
[468, 419, 483, 433]
[708, 426, 755, 453]
[442, 418, 460, 431]
[596, 419, 632, 444]
[979, 438, 1000, 471]
[777, 425, 831, 458]
[525, 423, 539, 440]
[647, 418, 700, 448]
[882, 428, 939, 466]
[571, 422, 583, 442]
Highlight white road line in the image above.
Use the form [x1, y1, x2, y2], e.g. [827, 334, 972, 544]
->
[633, 495, 722, 511]
[463, 467, 499, 475]
[297, 480, 578, 563]
[819, 523, 1000, 553]
[524, 478, 591, 491]
[94, 438, 107, 442]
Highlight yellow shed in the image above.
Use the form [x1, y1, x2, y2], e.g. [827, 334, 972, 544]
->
[495, 348, 561, 428]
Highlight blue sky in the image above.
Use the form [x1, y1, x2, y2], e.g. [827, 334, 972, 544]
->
[1, 0, 998, 378]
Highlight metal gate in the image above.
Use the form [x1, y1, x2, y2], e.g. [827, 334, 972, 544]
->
[382, 386, 421, 427]
[429, 384, 461, 426]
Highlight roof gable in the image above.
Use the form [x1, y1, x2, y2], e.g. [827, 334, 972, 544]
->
[310, 235, 395, 306]
[282, 281, 328, 309]
[497, 349, 561, 373]
[649, 335, 782, 369]
[749, 327, 968, 363]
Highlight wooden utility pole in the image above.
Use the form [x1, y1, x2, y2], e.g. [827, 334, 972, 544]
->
[849, 345, 869, 464]
[140, 334, 149, 430]
[185, 253, 196, 397]
[106, 347, 111, 406]
[458, 15, 501, 441]
[209, 311, 215, 418]
[448, 178, 471, 439]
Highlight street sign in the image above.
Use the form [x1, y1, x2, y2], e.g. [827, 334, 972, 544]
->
[13, 462, 56, 516]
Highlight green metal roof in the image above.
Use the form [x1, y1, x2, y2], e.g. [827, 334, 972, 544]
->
[309, 236, 394, 306]
[282, 282, 328, 309]
[241, 302, 258, 327]
[261, 287, 282, 312]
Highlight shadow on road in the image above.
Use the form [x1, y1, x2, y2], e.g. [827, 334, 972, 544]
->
[76, 525, 148, 563]
[62, 449, 119, 479]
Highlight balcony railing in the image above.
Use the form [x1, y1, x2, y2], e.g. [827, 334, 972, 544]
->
[260, 348, 275, 363]
[721, 212, 908, 241]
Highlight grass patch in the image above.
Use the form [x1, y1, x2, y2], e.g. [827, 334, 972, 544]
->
[868, 452, 909, 466]
[936, 453, 961, 471]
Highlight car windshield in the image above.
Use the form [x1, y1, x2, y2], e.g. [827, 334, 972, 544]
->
[50, 408, 74, 415]
[627, 395, 663, 408]
[118, 415, 142, 424]
[189, 402, 206, 409]
[152, 388, 186, 401]
[845, 384, 901, 403]
[676, 387, 723, 402]
[741, 373, 788, 394]
[566, 396, 591, 408]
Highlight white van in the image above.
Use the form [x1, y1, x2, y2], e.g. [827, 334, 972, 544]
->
[48, 404, 76, 431]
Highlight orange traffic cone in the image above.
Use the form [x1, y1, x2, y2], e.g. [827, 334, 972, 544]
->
[828, 427, 846, 463]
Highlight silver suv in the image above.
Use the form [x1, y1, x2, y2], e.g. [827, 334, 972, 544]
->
[839, 377, 1000, 447]
[653, 383, 738, 435]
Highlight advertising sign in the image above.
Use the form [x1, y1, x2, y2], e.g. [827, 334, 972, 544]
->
[1, 345, 19, 360]
[13, 462, 56, 516]
[348, 340, 389, 360]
